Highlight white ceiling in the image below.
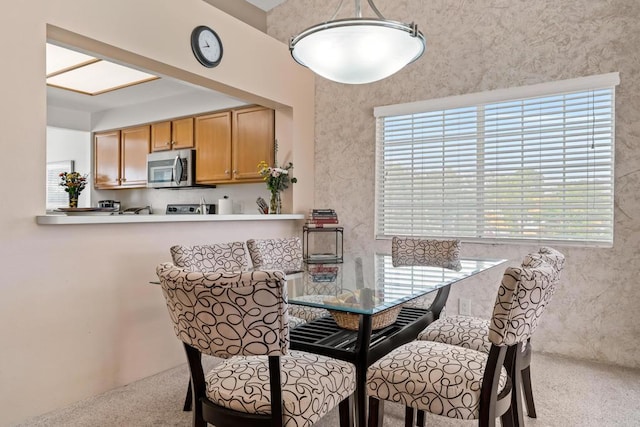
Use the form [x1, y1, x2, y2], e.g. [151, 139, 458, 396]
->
[47, 75, 219, 114]
[47, 0, 287, 114]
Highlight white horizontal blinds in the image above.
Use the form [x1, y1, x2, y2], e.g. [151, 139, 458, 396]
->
[46, 161, 73, 210]
[376, 107, 480, 237]
[482, 89, 614, 243]
[375, 254, 447, 303]
[375, 73, 617, 245]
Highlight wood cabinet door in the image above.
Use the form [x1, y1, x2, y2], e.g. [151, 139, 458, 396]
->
[232, 106, 274, 181]
[195, 112, 232, 183]
[172, 117, 194, 150]
[120, 125, 150, 188]
[94, 130, 121, 188]
[151, 121, 172, 152]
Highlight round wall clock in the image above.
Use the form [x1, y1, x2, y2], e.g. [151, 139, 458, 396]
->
[190, 25, 223, 68]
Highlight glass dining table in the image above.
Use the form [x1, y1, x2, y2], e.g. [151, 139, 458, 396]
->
[161, 253, 506, 426]
[280, 253, 507, 427]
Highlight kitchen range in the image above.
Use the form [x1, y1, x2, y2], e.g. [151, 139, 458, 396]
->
[165, 203, 216, 215]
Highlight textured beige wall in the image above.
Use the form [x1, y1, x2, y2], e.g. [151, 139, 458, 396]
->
[269, 0, 640, 368]
[0, 0, 313, 424]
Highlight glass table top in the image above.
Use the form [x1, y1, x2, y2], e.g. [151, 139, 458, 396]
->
[282, 254, 507, 315]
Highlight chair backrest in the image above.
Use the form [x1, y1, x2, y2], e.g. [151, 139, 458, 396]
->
[522, 246, 565, 274]
[156, 262, 289, 358]
[170, 242, 249, 272]
[246, 237, 303, 271]
[488, 262, 559, 347]
[391, 236, 462, 270]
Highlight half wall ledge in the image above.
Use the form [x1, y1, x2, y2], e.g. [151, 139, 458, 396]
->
[36, 214, 305, 225]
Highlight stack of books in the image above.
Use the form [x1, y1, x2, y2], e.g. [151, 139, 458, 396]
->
[308, 265, 339, 282]
[305, 208, 340, 228]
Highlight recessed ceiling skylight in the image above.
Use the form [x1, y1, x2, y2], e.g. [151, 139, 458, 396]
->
[46, 43, 158, 96]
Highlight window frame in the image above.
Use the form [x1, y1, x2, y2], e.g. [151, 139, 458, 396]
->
[46, 160, 74, 211]
[374, 73, 619, 247]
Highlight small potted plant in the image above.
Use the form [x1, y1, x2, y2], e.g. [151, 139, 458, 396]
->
[59, 171, 88, 208]
[257, 143, 297, 214]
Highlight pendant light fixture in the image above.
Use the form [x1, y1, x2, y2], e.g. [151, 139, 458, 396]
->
[289, 0, 426, 85]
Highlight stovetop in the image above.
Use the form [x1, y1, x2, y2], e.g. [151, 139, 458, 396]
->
[165, 204, 216, 214]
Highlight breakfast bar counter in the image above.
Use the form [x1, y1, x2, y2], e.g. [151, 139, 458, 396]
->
[35, 213, 304, 225]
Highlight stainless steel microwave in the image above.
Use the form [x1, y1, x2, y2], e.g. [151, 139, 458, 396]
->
[147, 149, 207, 189]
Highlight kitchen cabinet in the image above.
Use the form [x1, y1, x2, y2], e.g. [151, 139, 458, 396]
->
[94, 130, 120, 188]
[195, 111, 232, 183]
[232, 106, 275, 181]
[195, 106, 274, 184]
[94, 125, 150, 189]
[150, 117, 194, 152]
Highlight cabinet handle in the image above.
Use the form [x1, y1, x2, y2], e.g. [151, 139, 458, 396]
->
[233, 170, 237, 175]
[166, 142, 171, 146]
[122, 178, 127, 182]
[170, 140, 175, 145]
[224, 170, 230, 174]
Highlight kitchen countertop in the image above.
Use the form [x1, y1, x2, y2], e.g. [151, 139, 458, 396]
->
[36, 213, 305, 225]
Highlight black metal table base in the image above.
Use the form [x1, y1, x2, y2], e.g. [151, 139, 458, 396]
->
[290, 306, 435, 427]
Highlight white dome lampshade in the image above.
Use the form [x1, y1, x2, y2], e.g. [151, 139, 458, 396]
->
[289, 1, 426, 85]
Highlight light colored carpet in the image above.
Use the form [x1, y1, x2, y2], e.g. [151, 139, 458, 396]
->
[15, 352, 640, 426]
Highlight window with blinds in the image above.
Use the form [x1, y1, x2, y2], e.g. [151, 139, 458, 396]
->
[47, 160, 73, 210]
[375, 73, 619, 246]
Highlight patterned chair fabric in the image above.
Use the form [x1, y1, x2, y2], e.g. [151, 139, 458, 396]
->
[288, 316, 307, 329]
[367, 262, 559, 422]
[418, 246, 565, 352]
[391, 236, 462, 270]
[367, 341, 508, 420]
[248, 237, 330, 321]
[391, 237, 460, 310]
[488, 262, 558, 346]
[206, 350, 356, 426]
[157, 262, 356, 427]
[170, 242, 249, 272]
[288, 294, 331, 322]
[522, 246, 566, 273]
[157, 262, 289, 358]
[304, 280, 341, 296]
[402, 293, 436, 310]
[417, 315, 491, 353]
[246, 237, 303, 272]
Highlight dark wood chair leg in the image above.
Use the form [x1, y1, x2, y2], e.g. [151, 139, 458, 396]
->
[500, 404, 515, 427]
[521, 365, 537, 418]
[183, 378, 192, 411]
[416, 409, 425, 427]
[405, 407, 416, 427]
[509, 345, 525, 427]
[368, 396, 384, 427]
[339, 395, 355, 427]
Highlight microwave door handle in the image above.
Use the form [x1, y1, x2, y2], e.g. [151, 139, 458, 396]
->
[172, 155, 183, 185]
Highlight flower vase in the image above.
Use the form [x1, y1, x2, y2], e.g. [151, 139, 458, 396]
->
[68, 192, 79, 208]
[269, 192, 281, 214]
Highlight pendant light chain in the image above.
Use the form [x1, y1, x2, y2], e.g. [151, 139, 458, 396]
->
[331, 0, 387, 20]
[330, 0, 346, 20]
[366, 0, 386, 19]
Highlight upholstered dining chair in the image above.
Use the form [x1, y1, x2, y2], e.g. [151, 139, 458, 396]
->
[391, 236, 462, 317]
[247, 237, 331, 322]
[157, 262, 356, 427]
[170, 242, 249, 272]
[416, 247, 565, 419]
[171, 242, 308, 330]
[170, 242, 308, 412]
[367, 260, 560, 427]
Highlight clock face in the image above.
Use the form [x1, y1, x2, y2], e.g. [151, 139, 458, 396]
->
[191, 26, 223, 67]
